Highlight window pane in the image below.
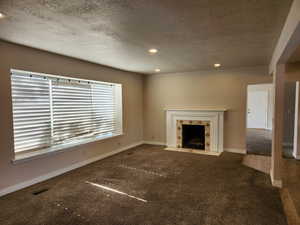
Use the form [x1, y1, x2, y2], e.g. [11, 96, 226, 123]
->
[52, 80, 94, 144]
[11, 74, 51, 153]
[11, 69, 123, 155]
[91, 83, 116, 136]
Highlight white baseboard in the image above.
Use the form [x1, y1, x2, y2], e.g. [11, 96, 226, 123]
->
[293, 154, 300, 160]
[224, 148, 246, 154]
[272, 179, 283, 188]
[270, 170, 282, 188]
[143, 141, 166, 146]
[0, 141, 144, 197]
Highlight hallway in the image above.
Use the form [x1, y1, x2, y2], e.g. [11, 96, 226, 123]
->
[246, 128, 293, 158]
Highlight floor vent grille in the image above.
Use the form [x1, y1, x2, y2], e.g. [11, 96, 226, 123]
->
[32, 188, 49, 195]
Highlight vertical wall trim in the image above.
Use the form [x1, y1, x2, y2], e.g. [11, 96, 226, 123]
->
[271, 64, 285, 186]
[293, 82, 300, 159]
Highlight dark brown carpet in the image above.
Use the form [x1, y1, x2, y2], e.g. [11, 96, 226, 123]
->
[0, 145, 287, 225]
[283, 158, 300, 219]
[246, 128, 293, 158]
[247, 128, 272, 156]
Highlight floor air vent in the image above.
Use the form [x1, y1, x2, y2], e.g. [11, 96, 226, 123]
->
[32, 188, 49, 195]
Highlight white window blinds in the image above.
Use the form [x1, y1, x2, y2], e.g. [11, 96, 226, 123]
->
[11, 69, 123, 154]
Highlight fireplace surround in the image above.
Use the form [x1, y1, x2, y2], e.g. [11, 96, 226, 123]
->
[166, 109, 226, 155]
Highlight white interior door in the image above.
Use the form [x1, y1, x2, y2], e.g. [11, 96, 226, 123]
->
[247, 90, 269, 129]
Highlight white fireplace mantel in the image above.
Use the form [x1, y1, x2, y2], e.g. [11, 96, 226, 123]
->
[164, 108, 227, 112]
[166, 108, 226, 153]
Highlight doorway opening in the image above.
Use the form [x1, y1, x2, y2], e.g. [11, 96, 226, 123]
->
[246, 84, 273, 156]
[246, 83, 296, 158]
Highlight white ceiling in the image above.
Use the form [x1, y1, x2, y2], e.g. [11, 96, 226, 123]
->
[0, 0, 293, 74]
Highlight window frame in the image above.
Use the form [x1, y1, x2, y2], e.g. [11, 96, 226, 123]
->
[10, 69, 123, 163]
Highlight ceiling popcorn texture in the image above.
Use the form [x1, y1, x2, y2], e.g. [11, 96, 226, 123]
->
[0, 0, 293, 74]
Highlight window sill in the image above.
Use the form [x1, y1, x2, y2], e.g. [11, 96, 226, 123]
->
[12, 133, 123, 164]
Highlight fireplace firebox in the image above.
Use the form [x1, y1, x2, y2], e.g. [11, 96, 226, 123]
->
[182, 125, 205, 150]
[176, 120, 210, 151]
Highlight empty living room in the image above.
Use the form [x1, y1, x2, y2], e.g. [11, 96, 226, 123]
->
[1, 0, 300, 225]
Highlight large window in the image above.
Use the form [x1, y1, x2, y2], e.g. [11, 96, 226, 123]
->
[11, 69, 123, 157]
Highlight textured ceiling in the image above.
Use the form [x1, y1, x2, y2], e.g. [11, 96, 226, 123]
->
[0, 0, 293, 74]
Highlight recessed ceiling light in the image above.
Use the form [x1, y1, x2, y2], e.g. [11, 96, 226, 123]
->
[0, 13, 5, 19]
[149, 49, 158, 54]
[214, 63, 221, 68]
[155, 68, 161, 72]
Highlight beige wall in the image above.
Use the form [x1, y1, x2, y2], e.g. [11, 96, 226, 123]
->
[286, 62, 300, 81]
[143, 66, 272, 150]
[0, 41, 144, 191]
[269, 0, 300, 73]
